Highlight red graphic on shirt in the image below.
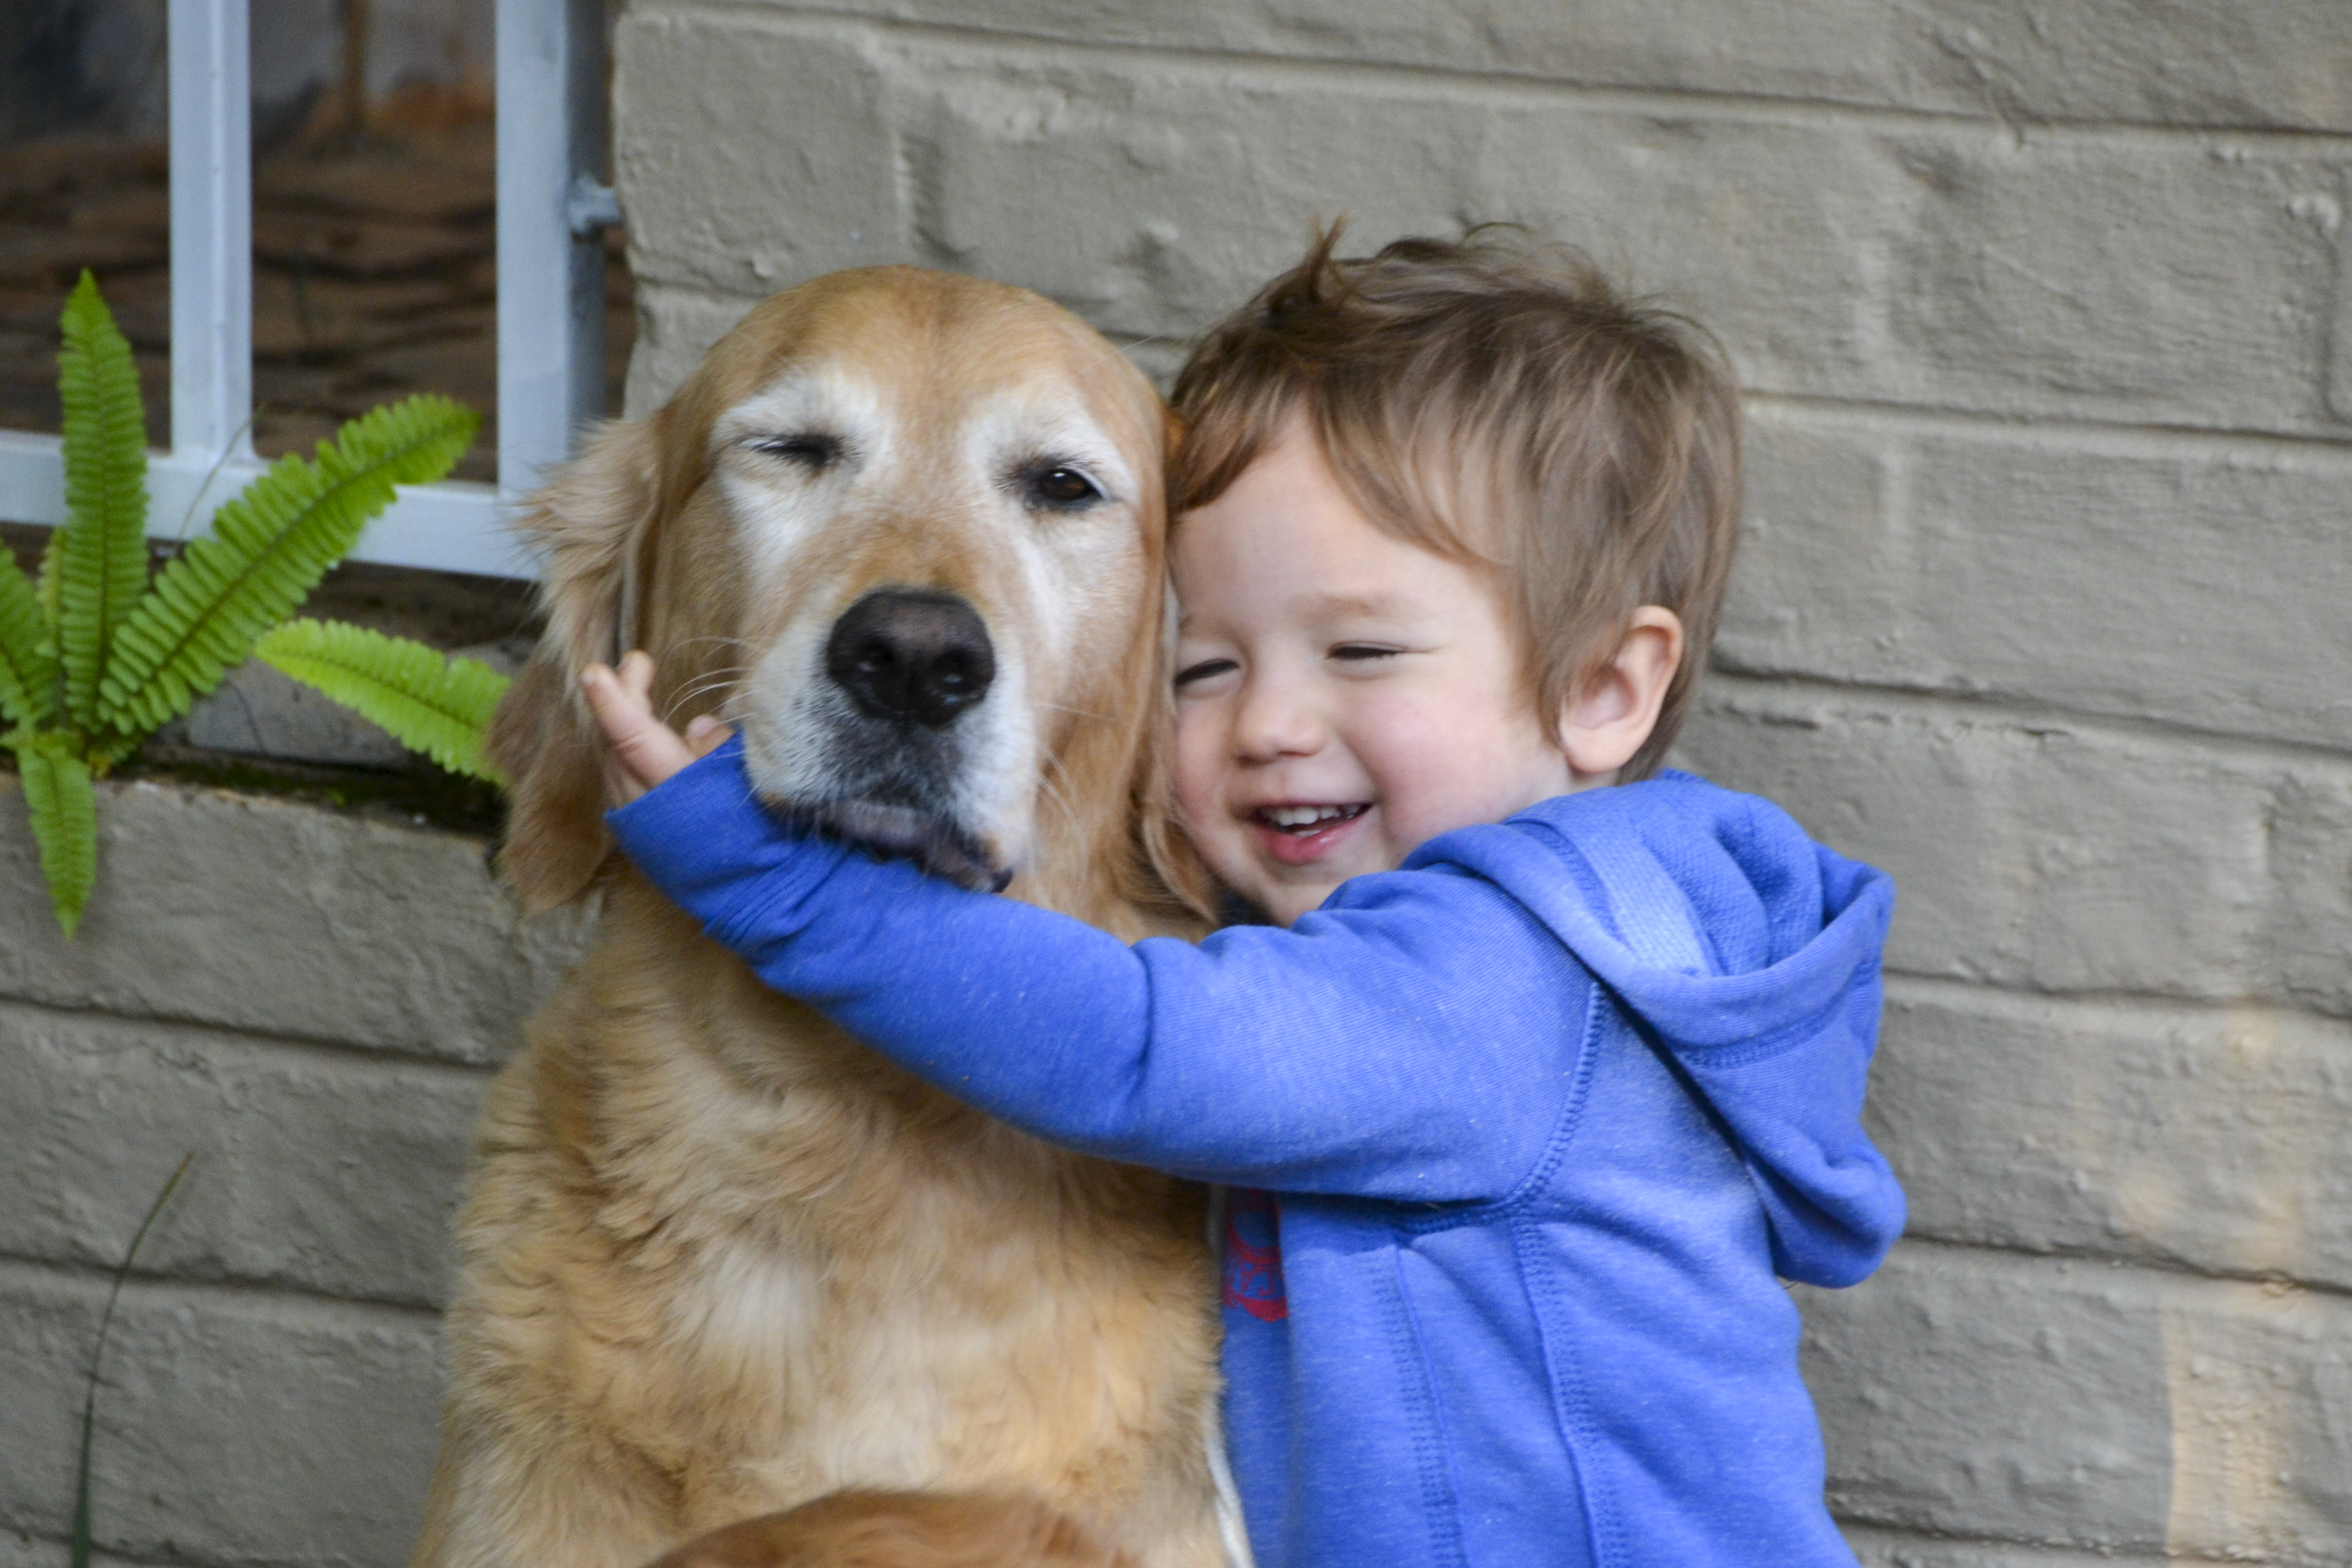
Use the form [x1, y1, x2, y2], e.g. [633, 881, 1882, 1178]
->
[1221, 1187, 1288, 1321]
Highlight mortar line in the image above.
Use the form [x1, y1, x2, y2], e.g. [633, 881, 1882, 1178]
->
[0, 1530, 217, 1568]
[1696, 668, 2352, 769]
[1880, 1233, 2352, 1306]
[1880, 972, 2352, 1032]
[1747, 391, 2352, 463]
[0, 990, 511, 1078]
[0, 1522, 350, 1568]
[642, 2, 2352, 151]
[0, 1252, 445, 1325]
[1834, 1520, 2177, 1566]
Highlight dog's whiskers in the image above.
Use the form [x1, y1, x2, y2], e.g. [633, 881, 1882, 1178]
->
[663, 668, 753, 724]
[1035, 701, 1116, 724]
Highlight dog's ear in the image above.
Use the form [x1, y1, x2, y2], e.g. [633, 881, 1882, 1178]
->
[489, 415, 666, 910]
[1121, 416, 1220, 933]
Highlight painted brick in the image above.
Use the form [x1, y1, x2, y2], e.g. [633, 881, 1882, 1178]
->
[0, 775, 588, 1063]
[0, 1529, 183, 1568]
[614, 9, 905, 301]
[1883, 2, 2352, 134]
[668, 0, 2352, 134]
[1673, 682, 2352, 1019]
[614, 13, 2352, 436]
[1869, 981, 2352, 1293]
[0, 1265, 440, 1568]
[1872, 135, 2343, 433]
[0, 1000, 486, 1309]
[1727, 410, 2352, 753]
[1802, 1244, 2352, 1558]
[624, 281, 757, 417]
[1842, 1527, 2162, 1568]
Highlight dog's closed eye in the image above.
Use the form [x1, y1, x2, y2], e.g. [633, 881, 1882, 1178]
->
[748, 432, 847, 472]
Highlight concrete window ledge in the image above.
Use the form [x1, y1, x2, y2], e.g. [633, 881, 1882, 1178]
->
[0, 768, 589, 1568]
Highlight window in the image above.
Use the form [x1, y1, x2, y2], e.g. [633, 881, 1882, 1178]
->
[0, 0, 616, 580]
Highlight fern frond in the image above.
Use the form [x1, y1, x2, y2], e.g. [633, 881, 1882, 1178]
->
[57, 272, 151, 730]
[98, 395, 478, 738]
[253, 619, 510, 783]
[8, 727, 98, 938]
[37, 523, 64, 624]
[0, 548, 57, 727]
[83, 727, 143, 779]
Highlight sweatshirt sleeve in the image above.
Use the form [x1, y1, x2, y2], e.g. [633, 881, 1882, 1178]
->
[607, 740, 1592, 1202]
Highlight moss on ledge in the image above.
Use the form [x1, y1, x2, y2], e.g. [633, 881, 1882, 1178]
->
[4, 744, 508, 840]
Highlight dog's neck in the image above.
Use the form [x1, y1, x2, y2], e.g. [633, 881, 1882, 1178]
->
[1004, 771, 1159, 943]
[1002, 654, 1187, 945]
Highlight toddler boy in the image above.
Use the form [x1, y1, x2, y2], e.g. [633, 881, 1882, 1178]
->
[586, 230, 1904, 1568]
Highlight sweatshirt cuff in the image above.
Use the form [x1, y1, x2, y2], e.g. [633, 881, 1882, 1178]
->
[605, 735, 845, 946]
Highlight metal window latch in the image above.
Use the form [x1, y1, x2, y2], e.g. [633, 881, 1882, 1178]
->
[568, 175, 622, 237]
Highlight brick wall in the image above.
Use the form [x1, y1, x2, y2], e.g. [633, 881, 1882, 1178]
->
[6, 4, 2350, 1566]
[0, 782, 584, 1568]
[610, 2, 2352, 1563]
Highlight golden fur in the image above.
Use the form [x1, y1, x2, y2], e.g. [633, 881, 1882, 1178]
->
[644, 1493, 1134, 1568]
[411, 268, 1223, 1568]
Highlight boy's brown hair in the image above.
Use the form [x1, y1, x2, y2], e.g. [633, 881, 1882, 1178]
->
[1169, 226, 1742, 780]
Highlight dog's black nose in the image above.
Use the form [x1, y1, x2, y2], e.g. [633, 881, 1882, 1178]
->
[825, 589, 996, 728]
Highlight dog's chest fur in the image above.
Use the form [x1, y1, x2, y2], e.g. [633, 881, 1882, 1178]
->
[442, 884, 1222, 1563]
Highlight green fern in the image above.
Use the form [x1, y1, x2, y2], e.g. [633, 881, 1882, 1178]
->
[9, 275, 488, 936]
[9, 728, 97, 938]
[56, 272, 150, 730]
[36, 521, 65, 630]
[0, 548, 57, 727]
[253, 620, 510, 783]
[100, 395, 479, 734]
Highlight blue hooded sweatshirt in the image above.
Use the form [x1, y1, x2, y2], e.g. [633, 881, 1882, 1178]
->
[609, 741, 1904, 1568]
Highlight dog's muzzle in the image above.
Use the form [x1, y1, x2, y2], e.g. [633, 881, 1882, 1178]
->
[769, 588, 1011, 892]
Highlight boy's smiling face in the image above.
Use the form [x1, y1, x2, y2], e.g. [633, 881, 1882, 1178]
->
[1170, 422, 1582, 925]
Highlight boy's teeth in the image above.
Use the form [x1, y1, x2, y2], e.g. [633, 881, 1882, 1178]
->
[1263, 804, 1357, 827]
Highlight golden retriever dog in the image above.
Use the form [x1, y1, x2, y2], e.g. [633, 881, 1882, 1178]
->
[410, 267, 1230, 1568]
[642, 1493, 1134, 1568]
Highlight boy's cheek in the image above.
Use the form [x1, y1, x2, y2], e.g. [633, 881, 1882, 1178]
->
[1168, 713, 1225, 813]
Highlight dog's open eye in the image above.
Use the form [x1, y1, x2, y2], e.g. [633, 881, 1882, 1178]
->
[1014, 461, 1104, 512]
[750, 432, 845, 472]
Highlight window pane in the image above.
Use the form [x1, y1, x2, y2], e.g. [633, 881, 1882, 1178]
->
[1, 1, 634, 488]
[0, 2, 171, 449]
[250, 78, 503, 481]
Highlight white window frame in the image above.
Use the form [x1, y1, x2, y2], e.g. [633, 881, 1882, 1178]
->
[0, 0, 611, 580]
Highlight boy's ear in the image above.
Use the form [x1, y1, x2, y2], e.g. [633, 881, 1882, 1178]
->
[1560, 608, 1684, 783]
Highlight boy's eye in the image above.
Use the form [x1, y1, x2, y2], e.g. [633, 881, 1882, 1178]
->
[1174, 658, 1238, 689]
[1329, 644, 1399, 663]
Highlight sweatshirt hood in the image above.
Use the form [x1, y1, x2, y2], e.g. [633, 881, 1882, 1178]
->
[1414, 772, 1904, 1287]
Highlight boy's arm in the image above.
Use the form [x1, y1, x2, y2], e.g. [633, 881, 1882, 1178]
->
[608, 739, 1590, 1203]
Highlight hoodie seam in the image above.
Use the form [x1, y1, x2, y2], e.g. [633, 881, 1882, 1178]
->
[1658, 1013, 1839, 1069]
[1380, 1250, 1471, 1568]
[1394, 976, 1605, 1236]
[1514, 1208, 1621, 1568]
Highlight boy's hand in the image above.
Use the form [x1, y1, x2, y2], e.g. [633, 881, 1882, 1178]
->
[581, 651, 735, 805]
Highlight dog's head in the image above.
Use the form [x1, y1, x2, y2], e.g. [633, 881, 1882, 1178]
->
[490, 266, 1205, 926]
